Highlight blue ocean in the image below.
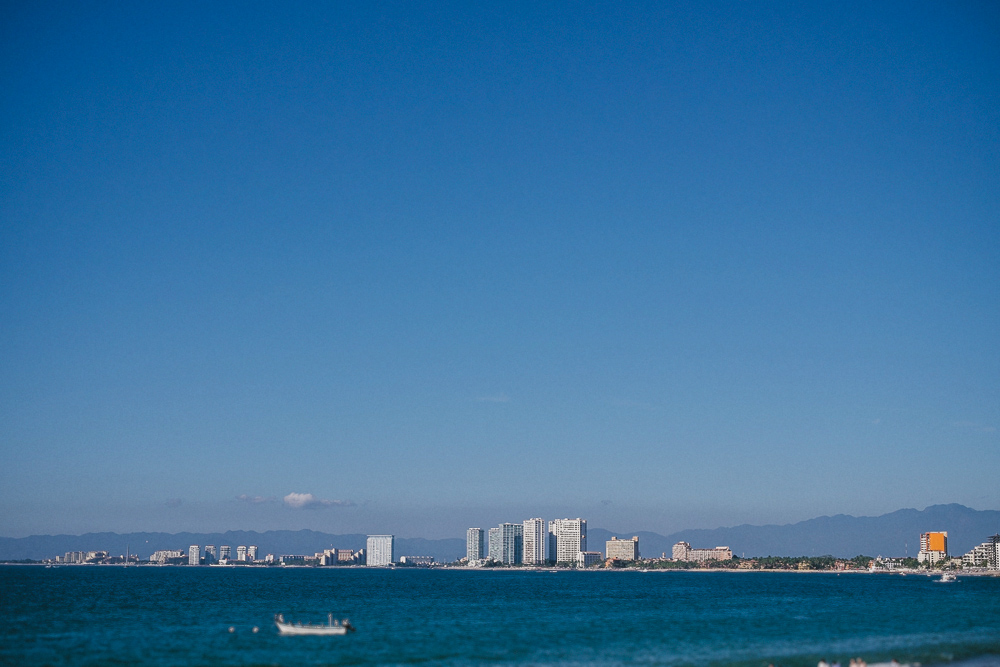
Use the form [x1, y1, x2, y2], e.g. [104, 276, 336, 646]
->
[2, 566, 998, 666]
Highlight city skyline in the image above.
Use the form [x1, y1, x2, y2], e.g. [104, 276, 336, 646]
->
[2, 2, 998, 539]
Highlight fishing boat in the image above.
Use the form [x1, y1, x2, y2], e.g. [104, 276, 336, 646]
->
[274, 613, 355, 635]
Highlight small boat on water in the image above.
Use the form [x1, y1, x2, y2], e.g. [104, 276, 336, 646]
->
[275, 613, 355, 636]
[937, 572, 958, 583]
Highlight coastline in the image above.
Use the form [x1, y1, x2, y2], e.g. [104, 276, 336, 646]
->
[5, 562, 1000, 576]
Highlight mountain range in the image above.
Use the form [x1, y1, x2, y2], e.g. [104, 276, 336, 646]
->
[594, 504, 1000, 559]
[1, 504, 997, 563]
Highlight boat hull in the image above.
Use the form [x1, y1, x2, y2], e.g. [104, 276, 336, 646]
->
[276, 623, 348, 636]
[274, 615, 354, 636]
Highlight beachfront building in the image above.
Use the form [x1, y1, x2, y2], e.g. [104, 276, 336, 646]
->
[58, 550, 110, 564]
[248, 546, 258, 561]
[321, 549, 353, 566]
[549, 519, 587, 564]
[399, 555, 434, 565]
[918, 532, 948, 564]
[497, 523, 524, 565]
[204, 546, 217, 563]
[488, 527, 501, 561]
[672, 542, 733, 562]
[606, 536, 640, 561]
[150, 550, 184, 564]
[366, 535, 395, 566]
[220, 545, 231, 560]
[188, 545, 201, 566]
[523, 518, 546, 565]
[236, 546, 247, 561]
[577, 551, 603, 568]
[467, 528, 485, 561]
[962, 535, 1000, 569]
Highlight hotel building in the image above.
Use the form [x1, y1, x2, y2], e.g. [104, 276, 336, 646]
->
[467, 528, 485, 561]
[523, 518, 546, 565]
[606, 536, 640, 561]
[498, 523, 523, 565]
[672, 542, 732, 562]
[548, 519, 587, 564]
[188, 545, 200, 566]
[917, 532, 948, 564]
[236, 546, 247, 561]
[488, 527, 501, 561]
[220, 545, 231, 560]
[962, 534, 1000, 569]
[366, 535, 395, 566]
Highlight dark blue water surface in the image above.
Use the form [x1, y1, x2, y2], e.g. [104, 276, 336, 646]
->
[1, 566, 998, 666]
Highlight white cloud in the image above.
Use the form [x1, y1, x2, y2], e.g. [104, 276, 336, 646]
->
[283, 492, 354, 510]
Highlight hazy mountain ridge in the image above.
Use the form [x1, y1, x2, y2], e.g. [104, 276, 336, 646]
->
[2, 504, 997, 562]
[594, 504, 1000, 559]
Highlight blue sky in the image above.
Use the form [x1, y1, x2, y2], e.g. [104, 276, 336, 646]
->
[1, 1, 998, 539]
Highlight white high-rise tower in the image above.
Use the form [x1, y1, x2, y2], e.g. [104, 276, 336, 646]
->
[548, 518, 587, 564]
[467, 528, 484, 561]
[523, 518, 545, 565]
[366, 535, 395, 566]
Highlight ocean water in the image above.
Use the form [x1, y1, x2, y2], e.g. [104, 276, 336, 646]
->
[1, 566, 999, 666]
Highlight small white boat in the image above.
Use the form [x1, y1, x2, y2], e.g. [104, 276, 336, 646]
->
[937, 572, 958, 583]
[275, 613, 355, 636]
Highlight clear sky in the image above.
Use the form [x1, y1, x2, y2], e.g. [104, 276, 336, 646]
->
[2, 1, 998, 539]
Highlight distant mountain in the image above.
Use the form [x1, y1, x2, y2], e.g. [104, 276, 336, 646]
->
[3, 504, 997, 562]
[592, 504, 1000, 559]
[0, 530, 466, 564]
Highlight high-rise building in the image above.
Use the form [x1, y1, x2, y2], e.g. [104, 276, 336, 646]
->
[523, 518, 545, 565]
[918, 532, 948, 564]
[606, 536, 639, 561]
[548, 519, 587, 564]
[489, 528, 502, 562]
[248, 545, 258, 561]
[366, 535, 395, 566]
[188, 545, 200, 566]
[467, 528, 485, 561]
[577, 551, 603, 568]
[204, 546, 217, 563]
[236, 546, 248, 562]
[497, 523, 523, 565]
[220, 545, 231, 560]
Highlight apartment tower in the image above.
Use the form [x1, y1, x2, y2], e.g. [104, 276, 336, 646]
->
[523, 518, 546, 565]
[366, 535, 395, 566]
[467, 528, 485, 561]
[548, 518, 587, 564]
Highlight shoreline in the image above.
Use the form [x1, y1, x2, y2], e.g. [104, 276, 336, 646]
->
[6, 562, 998, 576]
